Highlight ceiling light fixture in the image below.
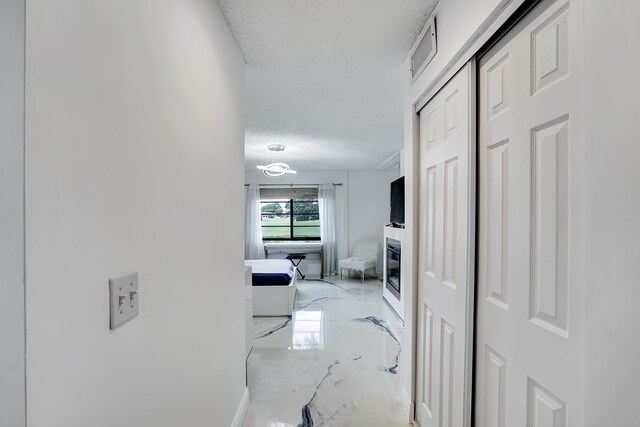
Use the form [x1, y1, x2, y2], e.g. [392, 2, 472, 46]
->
[256, 144, 297, 177]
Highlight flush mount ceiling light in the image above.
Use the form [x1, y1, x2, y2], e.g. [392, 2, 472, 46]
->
[256, 144, 297, 177]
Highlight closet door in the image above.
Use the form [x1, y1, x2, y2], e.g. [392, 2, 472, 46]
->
[475, 0, 584, 425]
[416, 62, 475, 427]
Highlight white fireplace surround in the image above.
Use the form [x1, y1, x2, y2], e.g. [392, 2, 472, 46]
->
[383, 225, 404, 322]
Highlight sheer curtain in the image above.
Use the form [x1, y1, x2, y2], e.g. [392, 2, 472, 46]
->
[245, 184, 264, 259]
[319, 184, 337, 276]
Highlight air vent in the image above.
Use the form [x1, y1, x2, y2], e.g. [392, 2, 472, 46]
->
[411, 16, 437, 80]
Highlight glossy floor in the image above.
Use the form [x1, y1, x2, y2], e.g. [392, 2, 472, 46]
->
[243, 278, 410, 427]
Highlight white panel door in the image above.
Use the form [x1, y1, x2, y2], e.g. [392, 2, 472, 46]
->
[475, 0, 584, 426]
[416, 62, 475, 427]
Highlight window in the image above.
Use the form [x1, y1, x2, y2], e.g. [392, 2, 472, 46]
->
[260, 187, 320, 240]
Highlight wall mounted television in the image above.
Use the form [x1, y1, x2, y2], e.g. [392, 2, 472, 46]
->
[390, 176, 405, 227]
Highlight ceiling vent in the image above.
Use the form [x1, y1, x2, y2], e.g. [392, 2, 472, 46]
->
[410, 15, 437, 80]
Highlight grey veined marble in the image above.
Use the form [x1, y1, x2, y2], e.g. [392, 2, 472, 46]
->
[244, 278, 410, 427]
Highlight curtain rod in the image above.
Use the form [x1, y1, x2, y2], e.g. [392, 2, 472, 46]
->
[244, 183, 343, 187]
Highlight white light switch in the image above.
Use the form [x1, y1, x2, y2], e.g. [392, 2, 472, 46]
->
[109, 272, 139, 330]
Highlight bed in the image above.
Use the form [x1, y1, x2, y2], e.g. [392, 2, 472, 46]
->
[245, 259, 298, 317]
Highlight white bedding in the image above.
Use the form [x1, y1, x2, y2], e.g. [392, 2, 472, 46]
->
[245, 259, 294, 275]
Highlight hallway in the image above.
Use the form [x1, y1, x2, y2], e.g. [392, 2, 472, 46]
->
[243, 279, 409, 427]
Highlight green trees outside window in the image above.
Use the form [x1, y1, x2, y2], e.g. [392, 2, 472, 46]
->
[260, 199, 320, 240]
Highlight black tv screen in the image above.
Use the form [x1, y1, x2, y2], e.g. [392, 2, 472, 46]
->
[390, 176, 405, 226]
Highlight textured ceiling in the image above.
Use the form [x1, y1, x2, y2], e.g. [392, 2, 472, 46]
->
[217, 0, 438, 171]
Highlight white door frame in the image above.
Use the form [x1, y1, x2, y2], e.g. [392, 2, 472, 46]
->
[0, 0, 26, 425]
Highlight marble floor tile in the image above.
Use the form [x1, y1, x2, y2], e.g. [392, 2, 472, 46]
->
[243, 278, 410, 427]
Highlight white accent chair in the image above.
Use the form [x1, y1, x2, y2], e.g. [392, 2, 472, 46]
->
[338, 241, 380, 282]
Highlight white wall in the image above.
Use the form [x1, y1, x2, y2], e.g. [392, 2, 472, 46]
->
[245, 169, 399, 275]
[25, 1, 247, 426]
[583, 2, 640, 425]
[347, 170, 399, 272]
[0, 0, 25, 425]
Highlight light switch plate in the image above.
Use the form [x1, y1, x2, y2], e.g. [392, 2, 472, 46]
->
[109, 272, 139, 330]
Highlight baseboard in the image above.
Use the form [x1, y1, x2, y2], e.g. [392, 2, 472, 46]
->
[230, 387, 250, 427]
[400, 385, 414, 423]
